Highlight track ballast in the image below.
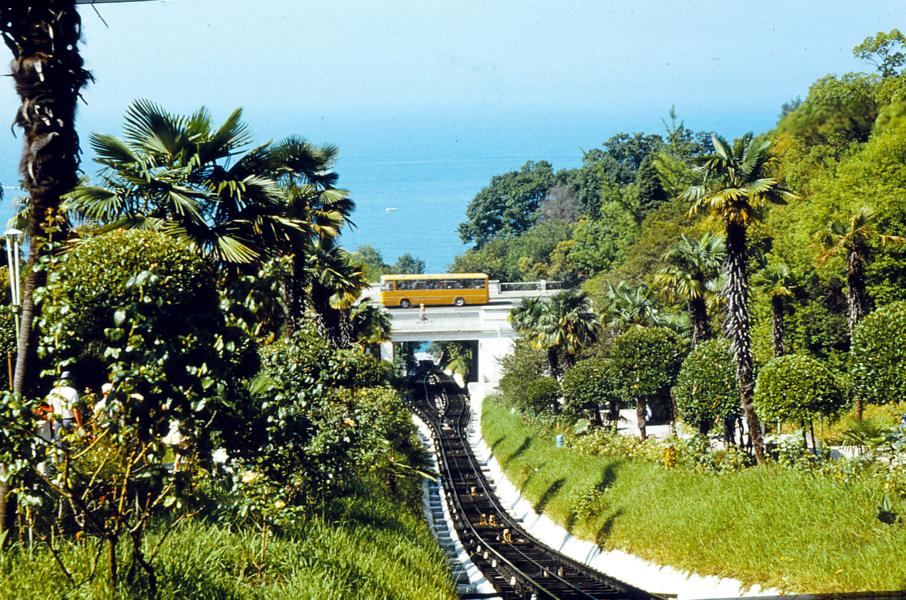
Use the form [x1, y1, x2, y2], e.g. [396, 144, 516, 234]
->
[415, 370, 660, 600]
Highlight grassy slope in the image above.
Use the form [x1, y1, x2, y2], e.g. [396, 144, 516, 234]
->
[482, 397, 906, 593]
[0, 486, 457, 600]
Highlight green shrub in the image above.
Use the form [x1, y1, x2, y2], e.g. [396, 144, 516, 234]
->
[609, 327, 685, 424]
[226, 329, 416, 506]
[754, 354, 846, 426]
[523, 376, 560, 414]
[38, 229, 237, 389]
[673, 339, 741, 434]
[499, 338, 546, 407]
[851, 300, 906, 406]
[561, 357, 620, 422]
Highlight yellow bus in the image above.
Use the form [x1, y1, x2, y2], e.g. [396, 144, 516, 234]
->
[379, 273, 489, 308]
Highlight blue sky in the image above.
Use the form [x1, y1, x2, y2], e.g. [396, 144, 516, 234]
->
[3, 1, 902, 141]
[0, 1, 903, 268]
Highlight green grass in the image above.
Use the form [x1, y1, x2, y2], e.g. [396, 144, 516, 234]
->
[0, 484, 457, 600]
[482, 396, 906, 593]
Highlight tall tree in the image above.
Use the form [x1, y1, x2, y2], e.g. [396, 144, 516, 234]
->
[853, 28, 906, 77]
[1, 0, 92, 535]
[816, 206, 905, 337]
[655, 233, 725, 346]
[2, 2, 91, 396]
[458, 160, 554, 246]
[752, 263, 795, 357]
[684, 133, 794, 464]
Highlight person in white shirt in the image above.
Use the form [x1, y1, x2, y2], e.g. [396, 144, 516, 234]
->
[47, 371, 81, 440]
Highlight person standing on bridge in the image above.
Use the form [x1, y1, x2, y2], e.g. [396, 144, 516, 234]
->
[419, 303, 427, 321]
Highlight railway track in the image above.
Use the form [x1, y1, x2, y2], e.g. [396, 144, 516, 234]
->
[415, 369, 661, 600]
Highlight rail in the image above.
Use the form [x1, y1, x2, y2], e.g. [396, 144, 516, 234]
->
[416, 369, 658, 599]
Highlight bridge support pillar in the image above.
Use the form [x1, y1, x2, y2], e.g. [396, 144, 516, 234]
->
[380, 341, 394, 363]
[477, 336, 515, 386]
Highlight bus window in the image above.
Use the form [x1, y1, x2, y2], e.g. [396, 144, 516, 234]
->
[469, 279, 485, 289]
[413, 280, 427, 290]
[382, 281, 395, 291]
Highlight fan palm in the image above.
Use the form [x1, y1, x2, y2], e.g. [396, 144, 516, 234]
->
[683, 133, 795, 464]
[816, 206, 905, 336]
[655, 233, 725, 345]
[348, 302, 392, 354]
[601, 281, 662, 331]
[752, 263, 795, 357]
[306, 242, 370, 348]
[510, 291, 599, 377]
[68, 100, 303, 267]
[272, 137, 355, 333]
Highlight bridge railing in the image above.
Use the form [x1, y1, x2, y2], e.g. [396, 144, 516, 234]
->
[497, 280, 565, 293]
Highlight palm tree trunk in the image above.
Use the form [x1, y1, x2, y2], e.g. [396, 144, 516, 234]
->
[846, 247, 868, 337]
[546, 348, 560, 379]
[847, 247, 868, 420]
[724, 221, 765, 464]
[1, 1, 91, 535]
[771, 295, 785, 357]
[689, 296, 710, 346]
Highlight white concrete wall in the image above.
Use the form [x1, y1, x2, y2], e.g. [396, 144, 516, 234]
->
[477, 336, 514, 385]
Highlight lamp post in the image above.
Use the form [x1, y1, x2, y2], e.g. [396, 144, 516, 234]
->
[4, 228, 22, 390]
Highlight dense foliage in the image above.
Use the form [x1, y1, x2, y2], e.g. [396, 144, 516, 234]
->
[850, 300, 906, 406]
[609, 327, 685, 438]
[673, 339, 741, 434]
[225, 329, 411, 506]
[754, 354, 846, 426]
[560, 358, 620, 423]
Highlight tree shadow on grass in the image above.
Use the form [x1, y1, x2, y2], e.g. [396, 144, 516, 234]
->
[595, 509, 624, 547]
[489, 436, 505, 455]
[502, 436, 532, 468]
[565, 462, 622, 534]
[533, 477, 565, 514]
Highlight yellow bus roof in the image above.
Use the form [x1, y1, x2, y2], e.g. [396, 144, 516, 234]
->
[380, 273, 488, 281]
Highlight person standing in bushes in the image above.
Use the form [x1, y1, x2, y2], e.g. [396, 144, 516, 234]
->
[47, 371, 81, 441]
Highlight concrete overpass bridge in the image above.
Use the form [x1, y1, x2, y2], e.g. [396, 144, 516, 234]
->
[366, 281, 566, 386]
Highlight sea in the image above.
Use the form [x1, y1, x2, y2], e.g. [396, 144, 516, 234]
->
[0, 108, 774, 273]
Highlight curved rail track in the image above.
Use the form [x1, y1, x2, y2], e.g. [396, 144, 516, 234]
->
[415, 369, 660, 600]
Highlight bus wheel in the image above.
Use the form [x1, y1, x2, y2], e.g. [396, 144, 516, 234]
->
[454, 297, 465, 307]
[400, 299, 411, 308]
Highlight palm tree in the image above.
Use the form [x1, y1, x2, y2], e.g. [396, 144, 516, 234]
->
[655, 233, 725, 346]
[306, 242, 370, 348]
[510, 291, 599, 377]
[68, 100, 295, 268]
[752, 263, 795, 357]
[510, 297, 559, 375]
[2, 4, 91, 401]
[816, 206, 905, 336]
[348, 302, 392, 355]
[433, 341, 475, 382]
[272, 152, 354, 334]
[684, 133, 795, 464]
[601, 281, 662, 331]
[1, 3, 92, 533]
